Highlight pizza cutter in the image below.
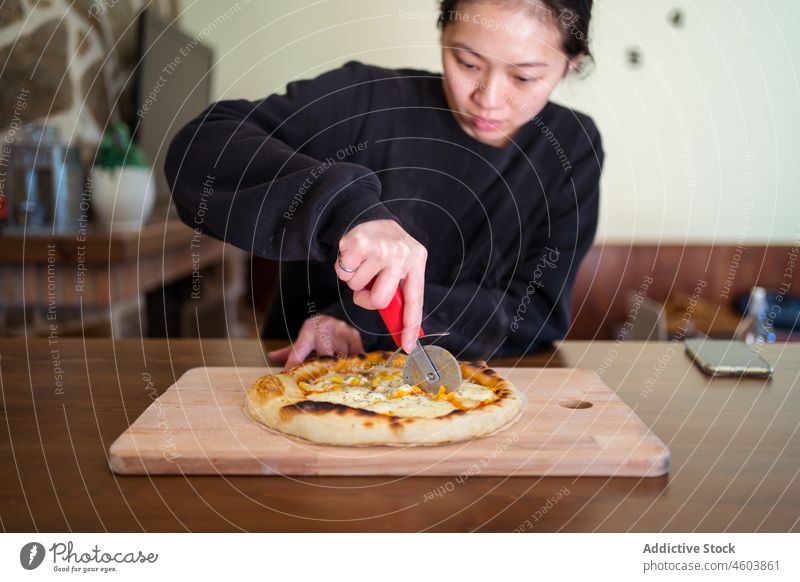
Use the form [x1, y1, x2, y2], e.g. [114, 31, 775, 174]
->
[370, 284, 462, 394]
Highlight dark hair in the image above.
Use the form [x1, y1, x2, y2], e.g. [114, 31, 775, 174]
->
[437, 0, 594, 69]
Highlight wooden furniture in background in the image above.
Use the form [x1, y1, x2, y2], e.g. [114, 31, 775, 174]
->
[569, 243, 799, 340]
[0, 220, 245, 337]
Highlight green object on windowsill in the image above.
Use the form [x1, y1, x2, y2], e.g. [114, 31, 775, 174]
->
[95, 123, 149, 169]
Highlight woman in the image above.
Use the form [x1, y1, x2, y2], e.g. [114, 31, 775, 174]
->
[166, 0, 603, 367]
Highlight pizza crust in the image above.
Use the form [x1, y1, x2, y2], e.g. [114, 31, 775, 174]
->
[244, 351, 526, 447]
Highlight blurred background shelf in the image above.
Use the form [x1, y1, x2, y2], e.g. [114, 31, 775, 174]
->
[0, 219, 249, 339]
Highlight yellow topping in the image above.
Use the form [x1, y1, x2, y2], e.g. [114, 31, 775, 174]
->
[433, 386, 448, 401]
[302, 372, 495, 416]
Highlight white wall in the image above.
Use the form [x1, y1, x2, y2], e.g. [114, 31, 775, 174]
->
[177, 0, 800, 243]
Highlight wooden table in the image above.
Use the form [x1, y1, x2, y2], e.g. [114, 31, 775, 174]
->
[1, 339, 797, 532]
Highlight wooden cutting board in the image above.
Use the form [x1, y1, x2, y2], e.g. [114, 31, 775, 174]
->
[108, 367, 669, 477]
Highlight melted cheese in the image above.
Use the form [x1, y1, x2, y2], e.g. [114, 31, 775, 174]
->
[456, 382, 496, 407]
[301, 367, 499, 418]
[368, 396, 456, 418]
[307, 387, 374, 406]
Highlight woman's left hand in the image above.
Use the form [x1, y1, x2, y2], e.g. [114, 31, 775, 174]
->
[267, 315, 365, 370]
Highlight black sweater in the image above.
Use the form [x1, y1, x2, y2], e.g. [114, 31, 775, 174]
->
[165, 61, 604, 359]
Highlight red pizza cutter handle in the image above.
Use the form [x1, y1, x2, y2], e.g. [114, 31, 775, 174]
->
[366, 281, 424, 349]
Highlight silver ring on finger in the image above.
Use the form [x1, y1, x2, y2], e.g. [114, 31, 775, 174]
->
[338, 259, 357, 274]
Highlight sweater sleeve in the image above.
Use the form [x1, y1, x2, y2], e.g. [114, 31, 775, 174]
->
[322, 124, 604, 359]
[164, 61, 397, 262]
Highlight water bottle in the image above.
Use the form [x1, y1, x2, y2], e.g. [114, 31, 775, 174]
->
[735, 287, 777, 345]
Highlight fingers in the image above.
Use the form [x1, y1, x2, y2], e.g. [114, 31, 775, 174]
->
[336, 221, 389, 286]
[267, 345, 291, 365]
[369, 268, 402, 310]
[280, 316, 365, 370]
[352, 288, 376, 310]
[283, 322, 316, 370]
[347, 325, 365, 354]
[336, 250, 363, 282]
[345, 258, 382, 292]
[331, 319, 364, 357]
[337, 231, 369, 283]
[314, 327, 336, 357]
[352, 272, 398, 310]
[401, 263, 425, 353]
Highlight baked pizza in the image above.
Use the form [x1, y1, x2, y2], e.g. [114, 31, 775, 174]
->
[245, 351, 525, 446]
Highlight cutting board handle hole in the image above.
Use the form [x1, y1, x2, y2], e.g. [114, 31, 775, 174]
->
[558, 400, 593, 410]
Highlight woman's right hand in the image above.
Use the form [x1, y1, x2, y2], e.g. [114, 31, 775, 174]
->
[335, 219, 428, 354]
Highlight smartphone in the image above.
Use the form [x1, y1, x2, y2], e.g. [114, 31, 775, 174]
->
[685, 339, 774, 377]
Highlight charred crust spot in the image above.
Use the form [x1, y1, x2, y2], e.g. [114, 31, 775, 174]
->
[317, 355, 335, 361]
[289, 400, 338, 414]
[283, 400, 380, 417]
[355, 407, 381, 416]
[447, 409, 466, 416]
[483, 368, 497, 376]
[357, 353, 367, 360]
[386, 416, 403, 430]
